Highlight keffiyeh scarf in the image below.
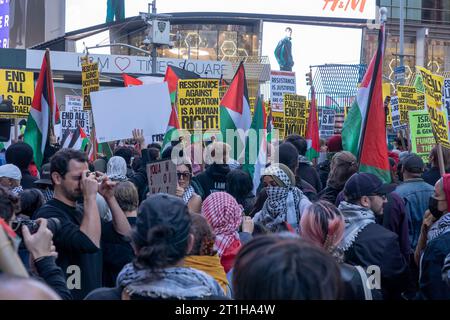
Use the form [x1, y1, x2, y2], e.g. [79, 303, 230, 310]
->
[117, 263, 224, 299]
[201, 192, 242, 256]
[337, 201, 376, 252]
[182, 185, 195, 204]
[11, 186, 23, 195]
[259, 165, 303, 232]
[427, 212, 450, 244]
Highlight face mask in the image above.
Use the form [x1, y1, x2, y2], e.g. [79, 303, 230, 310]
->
[429, 197, 445, 220]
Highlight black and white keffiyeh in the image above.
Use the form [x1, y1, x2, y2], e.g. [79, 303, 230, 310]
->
[337, 201, 376, 252]
[427, 212, 450, 244]
[182, 185, 195, 204]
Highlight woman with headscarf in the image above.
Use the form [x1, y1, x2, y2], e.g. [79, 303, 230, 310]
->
[86, 194, 225, 300]
[201, 192, 243, 273]
[106, 156, 128, 182]
[253, 163, 311, 233]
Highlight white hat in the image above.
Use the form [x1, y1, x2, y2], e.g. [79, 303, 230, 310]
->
[0, 164, 22, 181]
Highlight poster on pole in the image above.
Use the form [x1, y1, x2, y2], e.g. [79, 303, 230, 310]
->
[146, 159, 177, 196]
[177, 79, 220, 133]
[416, 66, 449, 148]
[283, 94, 307, 137]
[65, 95, 83, 112]
[382, 83, 392, 127]
[391, 95, 407, 131]
[61, 111, 90, 136]
[319, 109, 336, 138]
[90, 83, 171, 143]
[409, 110, 435, 163]
[82, 61, 100, 110]
[444, 78, 450, 118]
[0, 69, 34, 118]
[270, 71, 296, 111]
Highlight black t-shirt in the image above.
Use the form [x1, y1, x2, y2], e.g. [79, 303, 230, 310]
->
[33, 199, 103, 300]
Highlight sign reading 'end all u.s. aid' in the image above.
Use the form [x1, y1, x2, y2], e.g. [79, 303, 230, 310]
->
[0, 69, 34, 119]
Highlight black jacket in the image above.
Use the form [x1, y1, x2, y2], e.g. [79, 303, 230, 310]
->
[317, 159, 330, 189]
[192, 164, 230, 200]
[21, 169, 38, 190]
[422, 167, 443, 187]
[318, 185, 342, 205]
[33, 256, 73, 300]
[340, 263, 382, 300]
[419, 231, 450, 299]
[297, 162, 322, 193]
[344, 223, 409, 300]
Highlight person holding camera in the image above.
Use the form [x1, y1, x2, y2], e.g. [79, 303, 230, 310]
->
[33, 149, 130, 299]
[0, 186, 71, 299]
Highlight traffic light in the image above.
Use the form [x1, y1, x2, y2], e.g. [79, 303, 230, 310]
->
[306, 71, 312, 86]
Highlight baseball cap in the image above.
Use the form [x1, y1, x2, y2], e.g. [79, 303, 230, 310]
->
[34, 163, 52, 186]
[0, 164, 22, 181]
[344, 172, 395, 201]
[402, 154, 424, 173]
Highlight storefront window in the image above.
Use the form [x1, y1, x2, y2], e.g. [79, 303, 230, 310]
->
[198, 30, 218, 61]
[219, 31, 238, 60]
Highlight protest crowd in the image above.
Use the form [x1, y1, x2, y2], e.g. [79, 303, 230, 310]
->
[0, 24, 450, 302]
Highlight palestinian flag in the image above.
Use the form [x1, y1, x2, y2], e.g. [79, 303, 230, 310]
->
[306, 87, 320, 161]
[342, 26, 390, 182]
[24, 50, 60, 169]
[243, 95, 267, 195]
[161, 65, 200, 152]
[122, 74, 143, 87]
[219, 62, 252, 161]
[61, 126, 89, 151]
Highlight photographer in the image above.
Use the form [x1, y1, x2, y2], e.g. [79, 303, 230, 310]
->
[0, 186, 71, 299]
[33, 149, 131, 299]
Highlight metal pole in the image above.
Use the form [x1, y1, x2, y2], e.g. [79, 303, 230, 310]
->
[399, 0, 405, 84]
[151, 1, 157, 75]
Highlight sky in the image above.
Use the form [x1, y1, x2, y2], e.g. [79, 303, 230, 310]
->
[65, 0, 366, 95]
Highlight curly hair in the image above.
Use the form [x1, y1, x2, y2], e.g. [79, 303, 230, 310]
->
[327, 151, 358, 189]
[0, 186, 20, 223]
[188, 213, 216, 256]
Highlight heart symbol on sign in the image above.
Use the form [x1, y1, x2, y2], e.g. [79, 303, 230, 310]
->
[115, 57, 131, 72]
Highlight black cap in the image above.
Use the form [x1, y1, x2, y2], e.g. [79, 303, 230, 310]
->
[402, 154, 424, 173]
[344, 172, 395, 201]
[34, 163, 52, 186]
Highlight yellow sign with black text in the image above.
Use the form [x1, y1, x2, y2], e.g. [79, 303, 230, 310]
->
[284, 94, 308, 137]
[397, 85, 418, 125]
[177, 79, 220, 132]
[82, 61, 99, 110]
[271, 110, 285, 140]
[416, 66, 449, 148]
[0, 69, 34, 118]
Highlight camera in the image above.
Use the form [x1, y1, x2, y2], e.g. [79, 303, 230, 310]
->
[11, 217, 61, 238]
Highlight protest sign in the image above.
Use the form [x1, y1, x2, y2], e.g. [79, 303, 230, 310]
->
[65, 95, 83, 112]
[391, 96, 406, 131]
[397, 85, 418, 125]
[284, 94, 308, 137]
[0, 69, 34, 118]
[409, 110, 435, 163]
[82, 61, 100, 110]
[146, 159, 177, 196]
[319, 109, 336, 138]
[416, 66, 449, 148]
[383, 83, 392, 127]
[91, 82, 171, 143]
[271, 110, 285, 140]
[177, 79, 220, 132]
[61, 110, 90, 136]
[444, 78, 450, 116]
[270, 71, 296, 111]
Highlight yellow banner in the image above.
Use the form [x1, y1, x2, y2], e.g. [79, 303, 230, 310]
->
[416, 66, 449, 147]
[397, 85, 418, 124]
[177, 79, 220, 132]
[283, 94, 308, 137]
[82, 61, 99, 110]
[0, 69, 34, 118]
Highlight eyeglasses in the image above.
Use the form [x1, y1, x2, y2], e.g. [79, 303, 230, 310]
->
[177, 172, 191, 180]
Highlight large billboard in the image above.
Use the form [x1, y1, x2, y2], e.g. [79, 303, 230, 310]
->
[0, 0, 8, 48]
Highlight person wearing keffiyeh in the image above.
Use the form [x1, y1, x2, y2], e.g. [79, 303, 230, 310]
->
[201, 192, 243, 273]
[253, 163, 311, 233]
[175, 162, 202, 214]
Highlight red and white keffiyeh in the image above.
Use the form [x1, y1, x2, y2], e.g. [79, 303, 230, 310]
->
[201, 192, 243, 256]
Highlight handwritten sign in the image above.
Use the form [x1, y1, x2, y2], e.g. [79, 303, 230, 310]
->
[146, 159, 177, 196]
[65, 95, 83, 112]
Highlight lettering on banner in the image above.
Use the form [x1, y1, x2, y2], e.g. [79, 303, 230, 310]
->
[283, 94, 308, 137]
[81, 61, 100, 110]
[146, 160, 177, 195]
[0, 69, 34, 118]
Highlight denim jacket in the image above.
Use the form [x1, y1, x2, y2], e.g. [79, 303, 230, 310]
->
[395, 179, 434, 250]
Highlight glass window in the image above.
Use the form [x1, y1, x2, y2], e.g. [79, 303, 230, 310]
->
[218, 31, 238, 60]
[198, 30, 218, 61]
